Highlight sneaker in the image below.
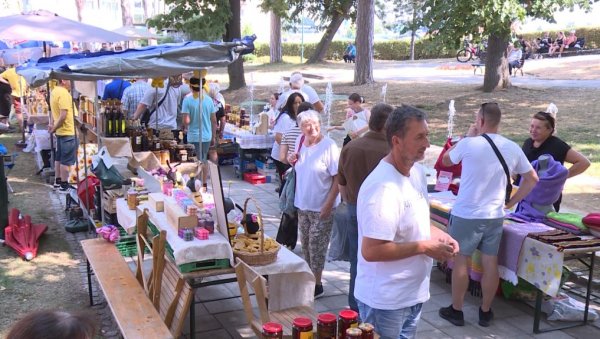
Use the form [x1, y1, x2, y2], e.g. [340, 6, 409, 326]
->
[314, 284, 325, 299]
[53, 178, 62, 189]
[439, 305, 465, 326]
[58, 183, 73, 194]
[478, 307, 494, 327]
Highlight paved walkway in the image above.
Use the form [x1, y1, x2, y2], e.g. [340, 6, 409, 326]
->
[182, 163, 600, 339]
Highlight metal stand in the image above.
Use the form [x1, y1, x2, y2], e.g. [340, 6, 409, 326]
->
[533, 252, 596, 333]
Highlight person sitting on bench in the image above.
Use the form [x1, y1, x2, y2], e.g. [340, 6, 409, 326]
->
[507, 43, 523, 76]
[558, 30, 578, 56]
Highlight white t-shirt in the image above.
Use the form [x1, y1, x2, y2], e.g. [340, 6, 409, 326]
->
[140, 82, 182, 130]
[270, 113, 295, 160]
[449, 134, 533, 219]
[276, 84, 320, 110]
[355, 161, 432, 310]
[293, 135, 340, 212]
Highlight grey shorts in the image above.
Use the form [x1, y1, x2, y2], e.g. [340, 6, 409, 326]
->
[56, 135, 77, 166]
[448, 214, 503, 256]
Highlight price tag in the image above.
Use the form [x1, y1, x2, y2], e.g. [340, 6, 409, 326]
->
[435, 171, 453, 192]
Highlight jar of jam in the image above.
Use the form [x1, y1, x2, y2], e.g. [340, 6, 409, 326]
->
[317, 313, 336, 338]
[179, 149, 188, 162]
[126, 189, 138, 210]
[358, 323, 374, 339]
[292, 317, 313, 339]
[262, 322, 283, 339]
[345, 328, 362, 339]
[338, 310, 359, 339]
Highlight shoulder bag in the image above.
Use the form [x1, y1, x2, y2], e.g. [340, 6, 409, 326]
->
[481, 133, 512, 204]
[141, 83, 170, 126]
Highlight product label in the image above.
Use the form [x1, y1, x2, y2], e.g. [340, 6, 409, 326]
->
[300, 332, 313, 339]
[136, 136, 142, 144]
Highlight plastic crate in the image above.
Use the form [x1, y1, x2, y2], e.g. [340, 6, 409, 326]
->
[243, 172, 266, 185]
[255, 159, 276, 170]
[115, 226, 139, 257]
[175, 258, 230, 273]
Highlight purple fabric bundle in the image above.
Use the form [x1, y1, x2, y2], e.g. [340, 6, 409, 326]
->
[498, 222, 552, 273]
[543, 219, 586, 235]
[510, 156, 568, 222]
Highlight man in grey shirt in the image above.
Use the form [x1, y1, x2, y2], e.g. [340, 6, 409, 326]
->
[133, 75, 183, 130]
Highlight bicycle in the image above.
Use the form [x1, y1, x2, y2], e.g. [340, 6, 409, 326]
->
[456, 39, 487, 63]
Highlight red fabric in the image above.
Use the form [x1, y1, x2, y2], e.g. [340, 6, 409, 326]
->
[434, 138, 462, 179]
[583, 213, 600, 228]
[77, 176, 100, 211]
[4, 208, 48, 260]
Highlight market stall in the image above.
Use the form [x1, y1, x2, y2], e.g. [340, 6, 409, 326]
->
[429, 190, 600, 333]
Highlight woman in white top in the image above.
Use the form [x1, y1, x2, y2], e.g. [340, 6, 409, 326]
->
[271, 92, 305, 193]
[288, 110, 340, 298]
[328, 93, 371, 146]
[267, 92, 280, 129]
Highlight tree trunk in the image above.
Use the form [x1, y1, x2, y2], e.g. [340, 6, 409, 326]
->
[224, 0, 246, 90]
[409, 6, 417, 61]
[353, 0, 375, 85]
[306, 0, 352, 64]
[483, 34, 510, 92]
[142, 0, 148, 20]
[269, 12, 282, 63]
[120, 0, 133, 26]
[74, 0, 85, 22]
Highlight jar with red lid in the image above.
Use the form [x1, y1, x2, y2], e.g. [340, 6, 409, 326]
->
[262, 322, 283, 339]
[317, 313, 336, 338]
[338, 310, 359, 339]
[345, 328, 362, 339]
[292, 317, 313, 339]
[358, 323, 374, 339]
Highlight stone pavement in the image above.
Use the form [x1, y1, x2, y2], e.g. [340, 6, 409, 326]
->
[183, 164, 600, 339]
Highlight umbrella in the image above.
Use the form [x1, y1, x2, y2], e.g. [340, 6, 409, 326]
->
[112, 26, 161, 40]
[4, 208, 48, 260]
[0, 10, 129, 43]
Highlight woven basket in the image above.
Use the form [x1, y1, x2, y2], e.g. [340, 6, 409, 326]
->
[233, 197, 279, 266]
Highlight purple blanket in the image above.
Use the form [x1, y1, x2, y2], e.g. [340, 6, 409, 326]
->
[498, 222, 552, 274]
[510, 156, 568, 222]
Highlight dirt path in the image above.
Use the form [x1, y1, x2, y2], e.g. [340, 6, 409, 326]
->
[0, 134, 90, 336]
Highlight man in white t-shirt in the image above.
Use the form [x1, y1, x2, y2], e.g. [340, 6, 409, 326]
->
[133, 76, 183, 130]
[439, 102, 538, 328]
[356, 105, 459, 338]
[276, 72, 324, 113]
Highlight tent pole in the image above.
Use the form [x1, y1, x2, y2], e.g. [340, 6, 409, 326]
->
[198, 71, 203, 180]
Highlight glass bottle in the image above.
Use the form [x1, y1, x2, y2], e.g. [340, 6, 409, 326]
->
[317, 313, 336, 339]
[111, 99, 119, 137]
[141, 127, 149, 152]
[117, 100, 126, 137]
[104, 100, 113, 137]
[262, 322, 283, 339]
[292, 317, 313, 339]
[338, 310, 359, 339]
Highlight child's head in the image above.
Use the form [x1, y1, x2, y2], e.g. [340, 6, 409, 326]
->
[347, 93, 365, 110]
[6, 310, 96, 339]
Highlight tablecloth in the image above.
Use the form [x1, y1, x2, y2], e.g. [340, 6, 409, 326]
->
[116, 197, 139, 234]
[224, 123, 274, 149]
[516, 237, 565, 297]
[136, 201, 235, 267]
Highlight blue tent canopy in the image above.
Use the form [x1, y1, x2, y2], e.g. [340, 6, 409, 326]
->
[17, 38, 255, 87]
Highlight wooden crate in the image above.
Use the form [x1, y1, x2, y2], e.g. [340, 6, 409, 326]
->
[164, 198, 197, 232]
[102, 190, 123, 214]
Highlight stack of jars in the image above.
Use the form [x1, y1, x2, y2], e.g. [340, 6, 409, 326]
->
[261, 310, 374, 339]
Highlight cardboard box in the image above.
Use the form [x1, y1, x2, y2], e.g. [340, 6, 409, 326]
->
[148, 193, 165, 212]
[164, 198, 198, 232]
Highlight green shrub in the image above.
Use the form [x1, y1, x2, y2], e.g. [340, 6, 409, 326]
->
[250, 26, 600, 61]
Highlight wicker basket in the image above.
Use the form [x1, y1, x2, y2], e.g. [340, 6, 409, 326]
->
[232, 197, 279, 266]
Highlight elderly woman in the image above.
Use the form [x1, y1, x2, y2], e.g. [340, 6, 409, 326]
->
[521, 111, 590, 211]
[207, 82, 225, 163]
[288, 110, 340, 298]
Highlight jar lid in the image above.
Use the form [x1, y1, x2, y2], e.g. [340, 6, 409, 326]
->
[346, 328, 362, 336]
[262, 322, 282, 333]
[292, 317, 312, 327]
[339, 309, 359, 320]
[358, 323, 374, 332]
[317, 313, 336, 323]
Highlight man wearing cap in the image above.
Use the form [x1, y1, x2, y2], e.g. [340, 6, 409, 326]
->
[181, 77, 217, 189]
[276, 72, 324, 113]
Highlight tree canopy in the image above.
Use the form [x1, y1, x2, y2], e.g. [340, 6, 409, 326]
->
[422, 0, 598, 92]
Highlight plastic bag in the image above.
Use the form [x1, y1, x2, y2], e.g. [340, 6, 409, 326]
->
[544, 293, 599, 321]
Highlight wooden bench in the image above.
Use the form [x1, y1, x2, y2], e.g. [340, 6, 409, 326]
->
[81, 238, 173, 339]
